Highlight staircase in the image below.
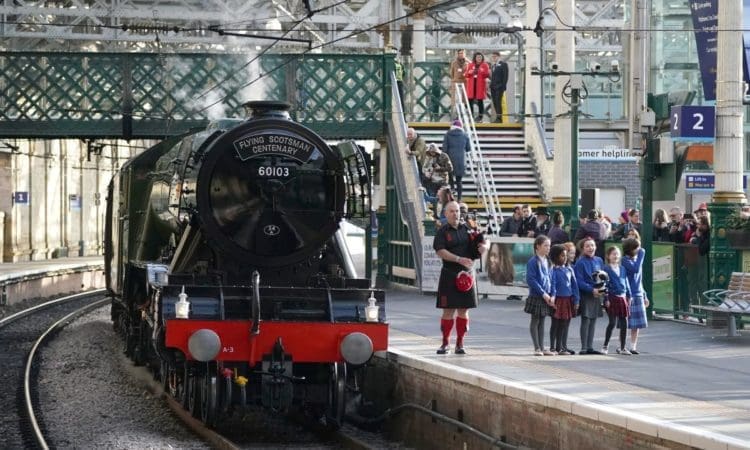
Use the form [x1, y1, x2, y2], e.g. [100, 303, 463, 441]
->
[410, 122, 545, 221]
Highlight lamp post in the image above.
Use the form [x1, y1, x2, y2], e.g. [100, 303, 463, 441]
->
[531, 68, 620, 236]
[569, 75, 581, 234]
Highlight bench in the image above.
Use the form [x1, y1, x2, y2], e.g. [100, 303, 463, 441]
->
[692, 272, 750, 337]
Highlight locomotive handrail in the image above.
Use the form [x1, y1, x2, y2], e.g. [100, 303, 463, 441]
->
[251, 271, 260, 335]
[386, 71, 424, 287]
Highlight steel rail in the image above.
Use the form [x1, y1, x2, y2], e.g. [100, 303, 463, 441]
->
[0, 289, 106, 329]
[22, 294, 109, 450]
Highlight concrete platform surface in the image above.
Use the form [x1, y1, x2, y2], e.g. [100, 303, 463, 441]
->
[0, 256, 103, 281]
[385, 287, 750, 449]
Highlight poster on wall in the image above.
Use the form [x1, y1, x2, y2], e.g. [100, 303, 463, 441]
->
[69, 194, 81, 211]
[475, 236, 535, 298]
[420, 235, 534, 297]
[421, 236, 443, 293]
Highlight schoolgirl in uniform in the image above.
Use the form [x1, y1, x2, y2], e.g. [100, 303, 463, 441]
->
[601, 246, 632, 355]
[549, 244, 579, 355]
[621, 237, 649, 354]
[524, 235, 555, 356]
[574, 236, 605, 354]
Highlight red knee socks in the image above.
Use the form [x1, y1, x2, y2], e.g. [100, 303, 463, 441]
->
[440, 318, 454, 347]
[455, 317, 469, 348]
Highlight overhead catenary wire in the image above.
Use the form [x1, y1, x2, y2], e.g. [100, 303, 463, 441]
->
[2, 17, 750, 34]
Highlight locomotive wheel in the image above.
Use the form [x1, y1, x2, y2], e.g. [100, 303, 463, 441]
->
[187, 372, 202, 418]
[161, 360, 178, 397]
[200, 375, 219, 427]
[178, 363, 189, 408]
[325, 362, 346, 430]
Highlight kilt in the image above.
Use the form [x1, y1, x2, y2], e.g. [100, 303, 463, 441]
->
[628, 295, 648, 329]
[553, 296, 575, 320]
[579, 292, 604, 319]
[524, 295, 554, 317]
[436, 267, 478, 309]
[605, 294, 630, 318]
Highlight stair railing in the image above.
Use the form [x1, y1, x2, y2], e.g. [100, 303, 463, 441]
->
[453, 83, 504, 234]
[385, 71, 425, 285]
[525, 102, 553, 202]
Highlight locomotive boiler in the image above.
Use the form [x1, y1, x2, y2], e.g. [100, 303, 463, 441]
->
[104, 101, 387, 428]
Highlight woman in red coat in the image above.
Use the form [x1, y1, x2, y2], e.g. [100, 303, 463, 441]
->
[465, 52, 490, 122]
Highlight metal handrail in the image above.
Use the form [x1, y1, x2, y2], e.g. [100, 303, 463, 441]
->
[530, 102, 553, 159]
[454, 83, 503, 234]
[525, 101, 554, 202]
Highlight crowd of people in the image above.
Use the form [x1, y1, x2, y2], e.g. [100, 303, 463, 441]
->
[493, 202, 712, 253]
[432, 207, 650, 357]
[519, 233, 649, 357]
[432, 202, 714, 357]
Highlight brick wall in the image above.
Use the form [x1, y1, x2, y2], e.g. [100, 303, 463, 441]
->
[580, 160, 640, 209]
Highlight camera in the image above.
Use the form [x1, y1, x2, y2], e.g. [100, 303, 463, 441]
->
[610, 60, 619, 72]
[592, 270, 609, 297]
[550, 61, 558, 71]
[590, 62, 601, 72]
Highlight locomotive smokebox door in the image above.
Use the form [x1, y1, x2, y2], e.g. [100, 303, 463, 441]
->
[195, 113, 346, 268]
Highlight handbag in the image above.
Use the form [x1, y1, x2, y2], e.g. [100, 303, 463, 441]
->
[455, 270, 474, 292]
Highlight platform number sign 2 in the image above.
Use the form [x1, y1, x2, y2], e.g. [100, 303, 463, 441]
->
[670, 105, 715, 139]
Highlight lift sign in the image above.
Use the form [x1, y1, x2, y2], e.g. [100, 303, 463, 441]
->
[670, 105, 715, 140]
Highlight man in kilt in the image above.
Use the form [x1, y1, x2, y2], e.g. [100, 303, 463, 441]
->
[433, 201, 488, 354]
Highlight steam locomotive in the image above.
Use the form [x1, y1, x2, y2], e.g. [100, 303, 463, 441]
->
[104, 101, 387, 428]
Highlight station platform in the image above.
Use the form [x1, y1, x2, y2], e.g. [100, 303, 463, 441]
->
[0, 256, 105, 310]
[385, 287, 750, 449]
[0, 256, 103, 282]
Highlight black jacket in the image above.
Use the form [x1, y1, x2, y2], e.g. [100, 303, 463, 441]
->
[490, 61, 509, 92]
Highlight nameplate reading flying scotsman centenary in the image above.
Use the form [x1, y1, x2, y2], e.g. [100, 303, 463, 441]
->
[233, 133, 315, 163]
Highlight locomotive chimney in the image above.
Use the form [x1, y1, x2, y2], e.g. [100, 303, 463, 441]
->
[242, 100, 291, 120]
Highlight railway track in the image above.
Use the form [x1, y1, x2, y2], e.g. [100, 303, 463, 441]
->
[141, 365, 397, 449]
[0, 290, 107, 449]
